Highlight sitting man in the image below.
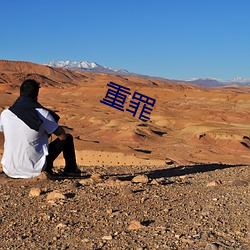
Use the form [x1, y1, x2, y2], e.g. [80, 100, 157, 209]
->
[0, 79, 81, 178]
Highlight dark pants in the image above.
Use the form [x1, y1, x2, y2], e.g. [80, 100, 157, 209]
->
[45, 134, 77, 172]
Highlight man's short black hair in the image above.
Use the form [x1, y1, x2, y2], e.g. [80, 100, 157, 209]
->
[20, 79, 40, 98]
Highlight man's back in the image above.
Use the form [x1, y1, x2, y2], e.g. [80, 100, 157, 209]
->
[0, 108, 58, 178]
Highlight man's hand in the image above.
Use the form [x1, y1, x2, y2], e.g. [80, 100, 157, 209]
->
[53, 126, 67, 141]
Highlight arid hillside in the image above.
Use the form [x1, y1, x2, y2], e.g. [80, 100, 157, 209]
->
[1, 60, 250, 167]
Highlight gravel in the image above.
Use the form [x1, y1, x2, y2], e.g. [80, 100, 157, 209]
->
[0, 163, 249, 250]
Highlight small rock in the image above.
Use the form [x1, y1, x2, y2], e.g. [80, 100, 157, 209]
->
[122, 187, 134, 196]
[106, 177, 118, 186]
[29, 188, 41, 197]
[91, 173, 104, 183]
[82, 238, 90, 243]
[205, 243, 219, 250]
[140, 197, 149, 203]
[42, 213, 52, 221]
[106, 177, 121, 186]
[179, 175, 188, 179]
[164, 207, 172, 213]
[106, 208, 113, 214]
[127, 220, 145, 230]
[102, 235, 113, 241]
[175, 234, 182, 239]
[192, 233, 200, 239]
[91, 173, 102, 179]
[132, 174, 149, 184]
[79, 179, 92, 185]
[150, 179, 159, 185]
[46, 191, 66, 201]
[232, 179, 248, 186]
[106, 177, 130, 186]
[119, 180, 131, 186]
[201, 211, 210, 216]
[107, 176, 119, 182]
[206, 180, 222, 187]
[56, 223, 67, 229]
[36, 172, 50, 180]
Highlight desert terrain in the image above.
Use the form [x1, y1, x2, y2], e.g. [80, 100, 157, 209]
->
[0, 60, 249, 249]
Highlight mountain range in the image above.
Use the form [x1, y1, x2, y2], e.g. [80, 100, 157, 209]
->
[44, 61, 129, 75]
[44, 60, 250, 87]
[182, 77, 250, 88]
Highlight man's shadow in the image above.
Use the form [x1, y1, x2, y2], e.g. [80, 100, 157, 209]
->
[35, 163, 247, 181]
[148, 163, 246, 179]
[115, 163, 247, 181]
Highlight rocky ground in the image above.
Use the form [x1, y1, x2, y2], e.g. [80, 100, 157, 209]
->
[0, 163, 249, 250]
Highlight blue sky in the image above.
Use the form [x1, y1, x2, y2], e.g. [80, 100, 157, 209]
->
[1, 0, 250, 80]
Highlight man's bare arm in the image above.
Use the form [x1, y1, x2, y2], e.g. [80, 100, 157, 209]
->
[53, 126, 67, 141]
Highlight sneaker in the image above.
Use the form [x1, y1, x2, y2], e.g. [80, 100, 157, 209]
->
[63, 167, 82, 176]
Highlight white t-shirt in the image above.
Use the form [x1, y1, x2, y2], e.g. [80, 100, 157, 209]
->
[0, 108, 59, 178]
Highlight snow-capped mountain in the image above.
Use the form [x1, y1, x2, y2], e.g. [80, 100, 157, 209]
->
[180, 77, 250, 87]
[46, 61, 100, 69]
[44, 60, 129, 75]
[229, 77, 250, 85]
[44, 60, 250, 87]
